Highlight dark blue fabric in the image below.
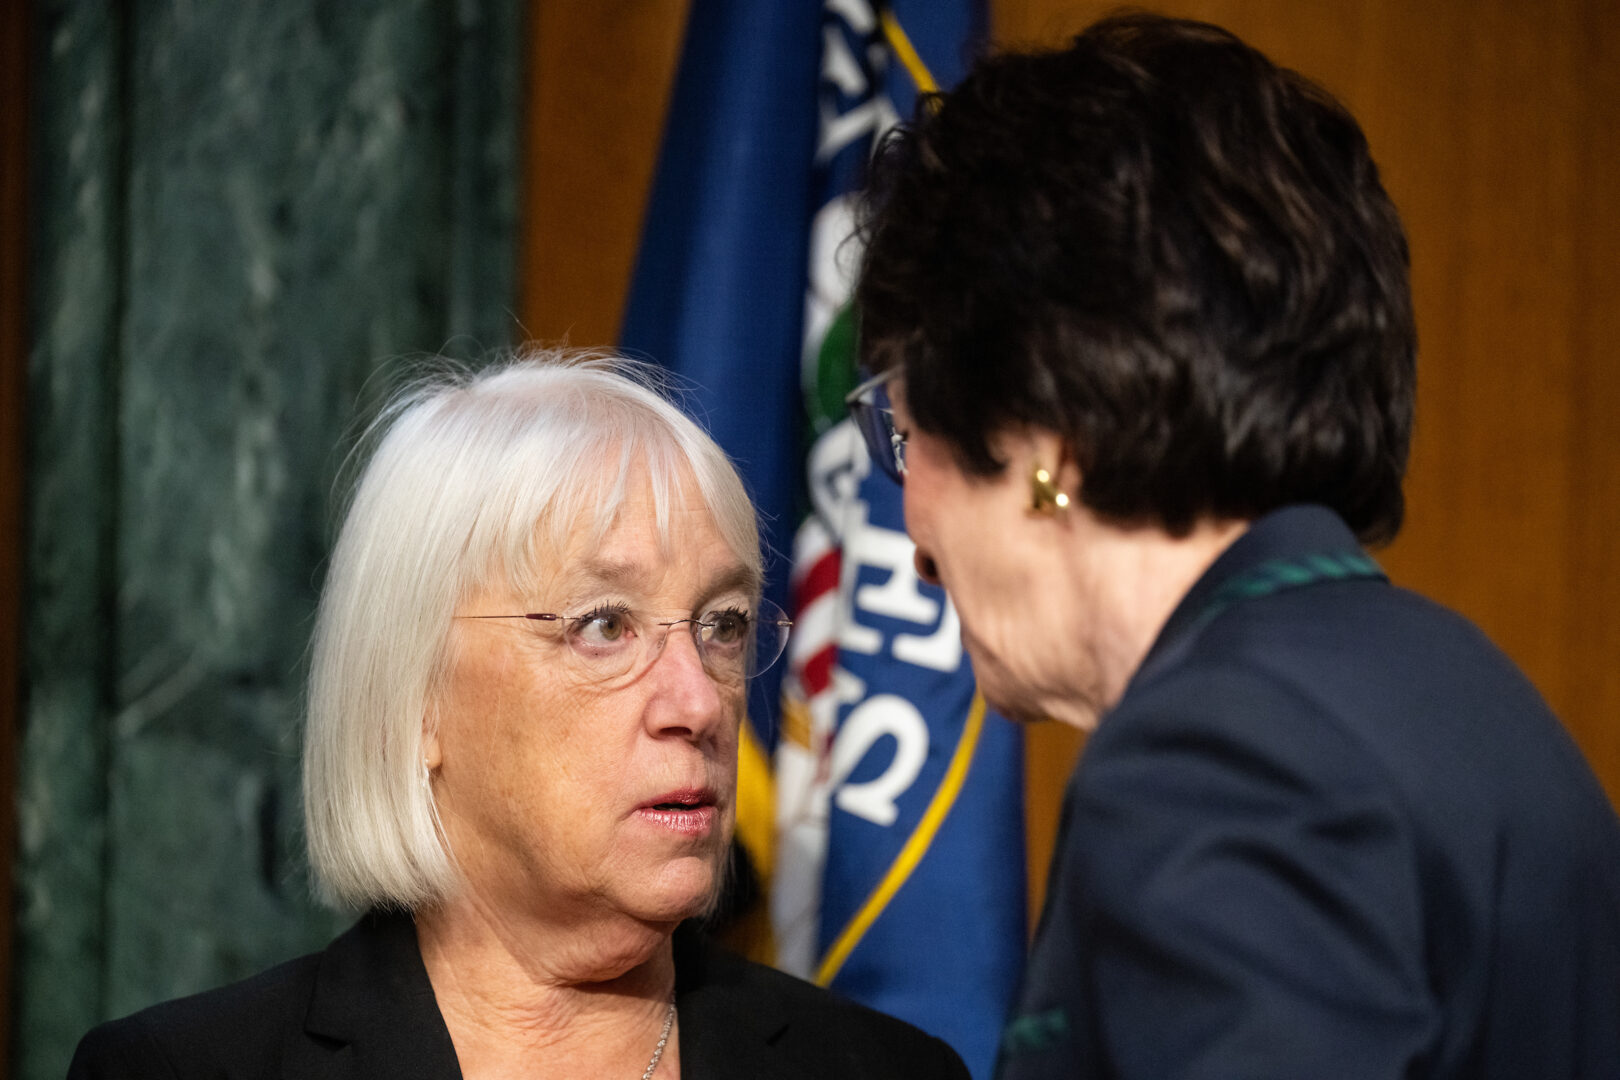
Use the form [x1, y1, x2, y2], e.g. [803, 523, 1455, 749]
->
[619, 0, 824, 735]
[999, 505, 1620, 1079]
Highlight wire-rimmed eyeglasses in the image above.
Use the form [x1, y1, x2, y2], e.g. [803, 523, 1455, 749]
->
[845, 371, 907, 484]
[458, 598, 793, 687]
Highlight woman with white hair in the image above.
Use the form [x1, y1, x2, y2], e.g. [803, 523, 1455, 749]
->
[69, 350, 968, 1079]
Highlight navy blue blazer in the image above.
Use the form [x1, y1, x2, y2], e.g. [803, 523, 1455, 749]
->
[999, 505, 1620, 1079]
[69, 910, 969, 1079]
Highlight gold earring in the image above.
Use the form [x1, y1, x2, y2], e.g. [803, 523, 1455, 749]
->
[1029, 465, 1071, 514]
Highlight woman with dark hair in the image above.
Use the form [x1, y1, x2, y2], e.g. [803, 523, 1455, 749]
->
[851, 14, 1620, 1080]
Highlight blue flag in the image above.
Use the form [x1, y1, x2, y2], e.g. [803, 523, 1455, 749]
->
[620, 0, 821, 706]
[622, 4, 1024, 1077]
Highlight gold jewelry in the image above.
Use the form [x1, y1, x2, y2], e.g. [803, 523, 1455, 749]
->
[1030, 465, 1071, 514]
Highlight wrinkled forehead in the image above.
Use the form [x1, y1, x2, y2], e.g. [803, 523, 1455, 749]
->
[507, 453, 761, 606]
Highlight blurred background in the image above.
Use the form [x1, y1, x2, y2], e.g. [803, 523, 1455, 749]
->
[2, 1, 1616, 1078]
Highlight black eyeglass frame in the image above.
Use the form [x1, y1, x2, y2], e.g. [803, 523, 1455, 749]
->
[845, 370, 907, 484]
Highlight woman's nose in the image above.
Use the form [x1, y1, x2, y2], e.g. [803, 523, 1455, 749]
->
[644, 625, 725, 739]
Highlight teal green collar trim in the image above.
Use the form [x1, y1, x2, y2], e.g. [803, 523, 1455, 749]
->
[998, 1006, 1072, 1059]
[1196, 550, 1383, 629]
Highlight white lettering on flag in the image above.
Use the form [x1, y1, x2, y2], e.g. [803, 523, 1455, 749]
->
[894, 593, 964, 672]
[830, 694, 931, 826]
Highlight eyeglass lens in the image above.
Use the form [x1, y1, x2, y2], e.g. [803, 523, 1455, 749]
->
[850, 385, 906, 485]
[558, 599, 792, 685]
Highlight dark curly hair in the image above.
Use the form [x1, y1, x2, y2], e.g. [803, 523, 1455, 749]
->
[856, 13, 1415, 544]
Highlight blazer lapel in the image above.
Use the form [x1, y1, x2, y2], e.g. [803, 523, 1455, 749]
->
[284, 915, 802, 1079]
[285, 910, 463, 1080]
[673, 927, 822, 1080]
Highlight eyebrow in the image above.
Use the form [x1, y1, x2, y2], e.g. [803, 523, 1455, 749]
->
[707, 563, 763, 600]
[568, 559, 650, 592]
[563, 559, 762, 604]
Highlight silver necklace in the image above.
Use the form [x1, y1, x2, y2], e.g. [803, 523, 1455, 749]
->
[641, 997, 676, 1080]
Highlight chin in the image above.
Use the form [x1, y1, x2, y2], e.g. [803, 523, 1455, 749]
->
[980, 672, 1101, 730]
[980, 683, 1049, 725]
[638, 852, 725, 924]
[963, 641, 1031, 720]
[965, 632, 1091, 728]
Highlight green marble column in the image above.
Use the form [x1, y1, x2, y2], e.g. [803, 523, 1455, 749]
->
[17, 2, 522, 1076]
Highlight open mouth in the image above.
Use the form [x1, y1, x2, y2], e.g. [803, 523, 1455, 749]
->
[637, 789, 719, 835]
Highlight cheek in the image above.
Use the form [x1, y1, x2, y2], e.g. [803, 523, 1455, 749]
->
[938, 516, 1022, 614]
[436, 644, 580, 805]
[901, 461, 945, 529]
[712, 696, 744, 806]
[708, 691, 742, 761]
[534, 690, 646, 801]
[900, 451, 1014, 585]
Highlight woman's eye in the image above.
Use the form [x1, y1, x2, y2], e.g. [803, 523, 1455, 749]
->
[704, 608, 751, 647]
[572, 607, 633, 646]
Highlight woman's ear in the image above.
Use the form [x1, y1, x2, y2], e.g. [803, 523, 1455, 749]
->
[422, 722, 443, 772]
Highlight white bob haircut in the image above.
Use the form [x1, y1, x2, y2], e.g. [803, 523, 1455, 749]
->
[304, 347, 761, 910]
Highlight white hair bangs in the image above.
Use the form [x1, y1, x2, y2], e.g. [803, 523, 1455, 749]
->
[304, 348, 760, 911]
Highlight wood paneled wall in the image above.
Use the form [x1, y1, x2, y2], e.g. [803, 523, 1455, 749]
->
[518, 3, 692, 347]
[519, 1, 1620, 924]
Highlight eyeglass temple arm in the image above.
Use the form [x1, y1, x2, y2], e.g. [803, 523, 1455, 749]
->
[457, 614, 563, 621]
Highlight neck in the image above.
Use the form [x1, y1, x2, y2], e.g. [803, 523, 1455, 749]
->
[1057, 515, 1247, 728]
[414, 895, 679, 1080]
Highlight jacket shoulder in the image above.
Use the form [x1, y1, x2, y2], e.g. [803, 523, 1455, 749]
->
[678, 933, 970, 1079]
[68, 952, 322, 1080]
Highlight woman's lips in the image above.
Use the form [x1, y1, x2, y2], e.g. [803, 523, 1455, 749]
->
[635, 789, 719, 836]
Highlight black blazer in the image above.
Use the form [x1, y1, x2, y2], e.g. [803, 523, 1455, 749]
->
[69, 910, 969, 1079]
[999, 505, 1620, 1079]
